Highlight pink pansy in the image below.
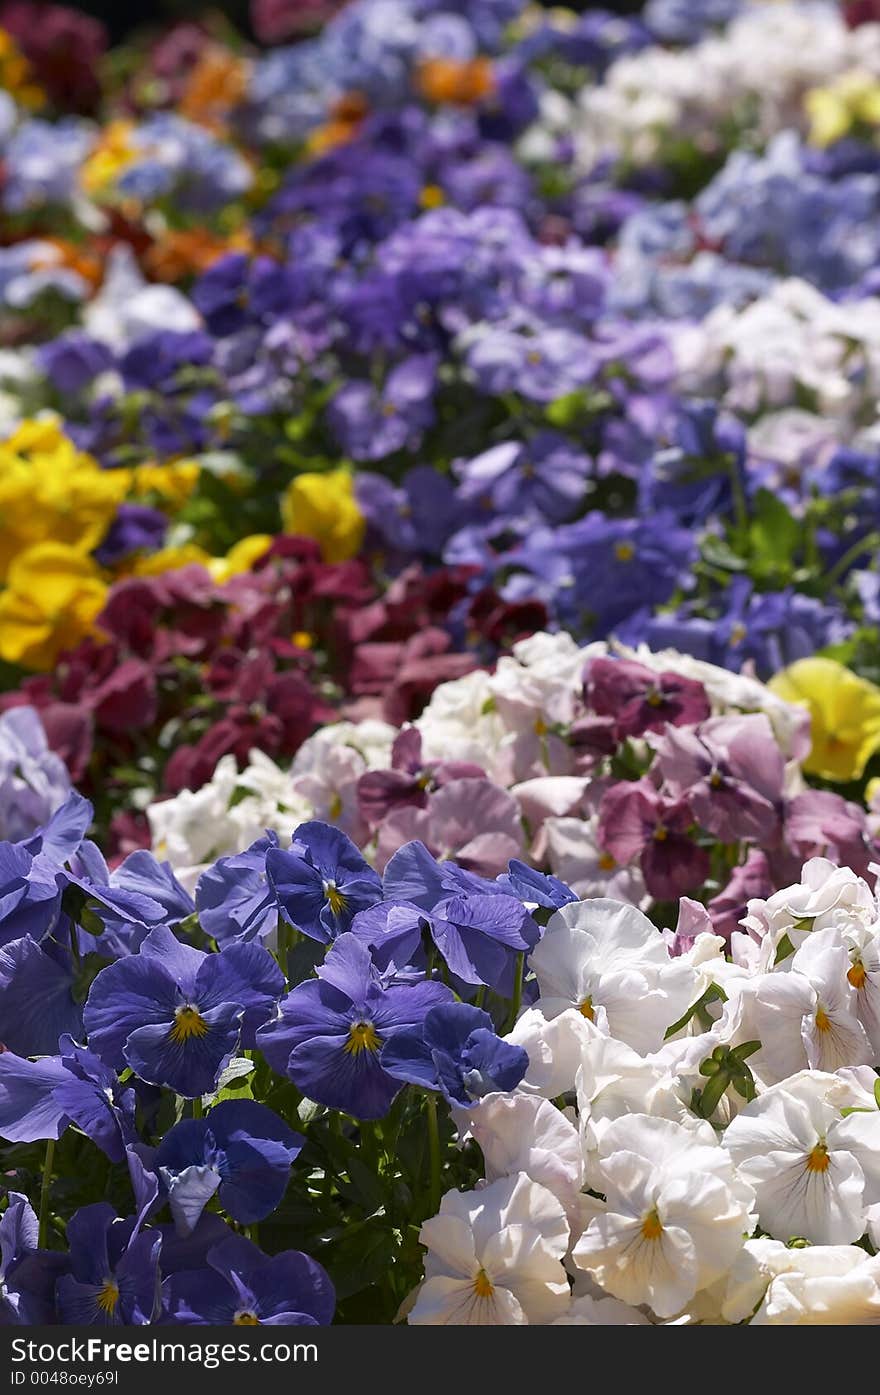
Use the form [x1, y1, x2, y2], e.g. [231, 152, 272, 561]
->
[653, 713, 784, 844]
[375, 777, 524, 877]
[598, 778, 710, 901]
[357, 726, 484, 828]
[707, 849, 774, 945]
[665, 896, 715, 957]
[785, 790, 880, 880]
[584, 655, 711, 739]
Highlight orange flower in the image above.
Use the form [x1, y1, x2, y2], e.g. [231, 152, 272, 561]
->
[416, 56, 495, 106]
[304, 90, 369, 157]
[143, 228, 254, 283]
[179, 47, 251, 135]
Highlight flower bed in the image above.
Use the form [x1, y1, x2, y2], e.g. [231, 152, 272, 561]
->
[3, 0, 880, 1328]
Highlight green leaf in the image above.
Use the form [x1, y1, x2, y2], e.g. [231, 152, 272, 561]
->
[664, 982, 727, 1039]
[748, 488, 802, 576]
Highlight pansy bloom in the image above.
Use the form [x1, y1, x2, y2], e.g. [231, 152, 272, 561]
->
[83, 926, 284, 1098]
[257, 934, 451, 1119]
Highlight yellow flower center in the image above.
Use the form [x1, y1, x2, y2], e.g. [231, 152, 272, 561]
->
[169, 1004, 210, 1045]
[323, 881, 348, 916]
[597, 851, 616, 872]
[345, 1021, 381, 1055]
[848, 961, 868, 990]
[473, 1268, 494, 1298]
[653, 824, 668, 842]
[329, 793, 343, 820]
[292, 630, 314, 649]
[640, 1210, 663, 1242]
[646, 689, 663, 707]
[419, 183, 446, 208]
[730, 622, 748, 647]
[578, 996, 595, 1021]
[96, 1280, 120, 1316]
[806, 1143, 830, 1174]
[814, 1007, 831, 1034]
[614, 541, 635, 562]
[533, 716, 548, 736]
[234, 1310, 261, 1325]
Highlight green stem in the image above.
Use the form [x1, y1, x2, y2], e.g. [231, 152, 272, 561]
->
[728, 455, 749, 540]
[424, 1093, 441, 1217]
[824, 531, 880, 588]
[506, 952, 524, 1032]
[38, 1139, 56, 1249]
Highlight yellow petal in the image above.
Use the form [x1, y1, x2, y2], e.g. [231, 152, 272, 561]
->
[769, 657, 880, 781]
[280, 467, 365, 563]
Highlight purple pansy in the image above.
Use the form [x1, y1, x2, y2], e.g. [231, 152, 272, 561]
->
[83, 926, 284, 1098]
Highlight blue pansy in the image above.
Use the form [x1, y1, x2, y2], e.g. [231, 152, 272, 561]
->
[0, 1038, 135, 1161]
[267, 822, 382, 944]
[257, 934, 451, 1120]
[349, 900, 427, 972]
[498, 860, 577, 910]
[0, 1052, 67, 1143]
[0, 842, 63, 949]
[0, 1193, 67, 1325]
[162, 1235, 335, 1327]
[381, 1001, 529, 1107]
[382, 841, 539, 993]
[55, 1205, 161, 1327]
[0, 936, 83, 1056]
[155, 1100, 303, 1234]
[83, 926, 284, 1098]
[52, 1037, 137, 1164]
[196, 834, 280, 947]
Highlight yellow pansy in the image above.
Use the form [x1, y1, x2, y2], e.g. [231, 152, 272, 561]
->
[768, 657, 880, 782]
[130, 460, 201, 510]
[131, 544, 214, 577]
[805, 70, 880, 147]
[0, 544, 107, 671]
[0, 420, 129, 579]
[80, 120, 138, 196]
[207, 534, 273, 583]
[280, 468, 365, 563]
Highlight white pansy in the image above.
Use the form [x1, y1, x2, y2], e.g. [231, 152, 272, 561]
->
[85, 244, 202, 350]
[573, 3, 870, 171]
[576, 1033, 699, 1186]
[290, 719, 396, 776]
[409, 1174, 570, 1325]
[530, 899, 698, 1054]
[572, 1114, 755, 1320]
[833, 920, 880, 1056]
[454, 1093, 584, 1223]
[721, 1237, 874, 1324]
[742, 858, 878, 952]
[791, 930, 874, 1071]
[723, 1070, 880, 1245]
[552, 1294, 651, 1326]
[752, 1252, 880, 1325]
[742, 930, 873, 1082]
[504, 1007, 596, 1100]
[146, 755, 243, 890]
[673, 278, 880, 444]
